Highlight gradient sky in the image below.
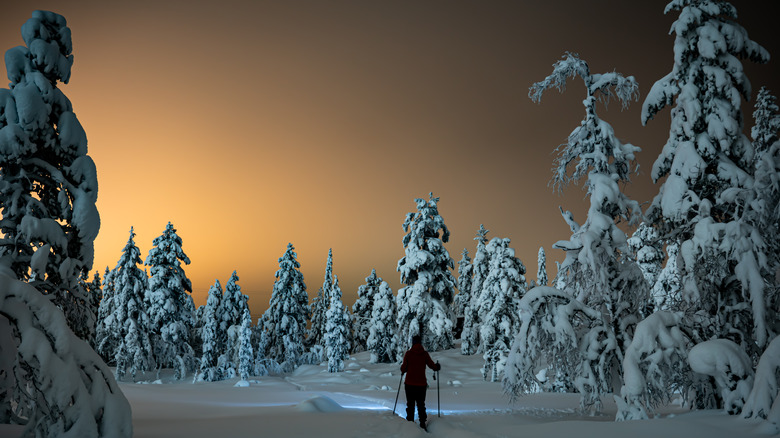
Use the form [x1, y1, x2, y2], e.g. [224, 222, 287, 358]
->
[1, 1, 778, 318]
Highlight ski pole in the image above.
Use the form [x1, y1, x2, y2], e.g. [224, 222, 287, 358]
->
[393, 372, 404, 416]
[436, 361, 440, 417]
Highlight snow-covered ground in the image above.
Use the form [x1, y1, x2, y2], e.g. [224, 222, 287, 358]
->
[120, 347, 771, 437]
[1, 346, 769, 437]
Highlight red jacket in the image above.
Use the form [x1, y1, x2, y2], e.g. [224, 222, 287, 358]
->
[400, 343, 440, 386]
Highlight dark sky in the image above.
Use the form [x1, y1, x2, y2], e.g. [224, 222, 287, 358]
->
[0, 1, 778, 317]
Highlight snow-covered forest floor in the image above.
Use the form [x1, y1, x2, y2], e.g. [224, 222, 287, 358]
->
[70, 344, 771, 437]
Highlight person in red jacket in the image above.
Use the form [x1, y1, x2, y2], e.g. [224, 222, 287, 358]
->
[400, 335, 441, 430]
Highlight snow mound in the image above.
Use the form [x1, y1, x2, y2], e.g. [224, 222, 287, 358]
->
[234, 380, 250, 387]
[295, 396, 344, 412]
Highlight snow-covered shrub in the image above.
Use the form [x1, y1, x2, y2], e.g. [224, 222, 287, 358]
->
[616, 311, 691, 421]
[743, 335, 780, 430]
[688, 339, 754, 415]
[503, 286, 603, 403]
[396, 193, 456, 354]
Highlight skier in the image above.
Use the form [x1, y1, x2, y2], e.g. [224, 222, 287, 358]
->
[400, 335, 441, 430]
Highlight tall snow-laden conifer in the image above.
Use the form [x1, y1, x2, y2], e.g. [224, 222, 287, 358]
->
[145, 222, 196, 380]
[352, 269, 381, 353]
[197, 280, 225, 382]
[237, 307, 254, 381]
[454, 248, 473, 319]
[537, 247, 548, 287]
[506, 53, 646, 414]
[259, 243, 309, 372]
[325, 275, 351, 372]
[0, 9, 101, 341]
[110, 228, 155, 382]
[308, 248, 332, 347]
[221, 270, 249, 374]
[748, 88, 780, 321]
[642, 0, 772, 353]
[0, 12, 131, 436]
[461, 224, 489, 355]
[478, 237, 527, 382]
[396, 193, 456, 354]
[367, 281, 397, 363]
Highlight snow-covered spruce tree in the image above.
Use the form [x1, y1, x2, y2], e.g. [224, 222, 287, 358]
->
[94, 266, 116, 360]
[0, 11, 100, 342]
[79, 268, 102, 346]
[536, 247, 548, 287]
[325, 275, 351, 372]
[627, 222, 665, 293]
[352, 268, 381, 353]
[748, 88, 780, 324]
[196, 280, 225, 382]
[478, 237, 527, 382]
[308, 248, 332, 348]
[367, 281, 397, 363]
[453, 248, 473, 320]
[506, 53, 647, 413]
[107, 228, 154, 382]
[0, 12, 132, 436]
[396, 193, 456, 354]
[259, 243, 309, 372]
[221, 270, 250, 375]
[461, 224, 489, 355]
[144, 222, 196, 380]
[642, 0, 771, 357]
[237, 307, 254, 381]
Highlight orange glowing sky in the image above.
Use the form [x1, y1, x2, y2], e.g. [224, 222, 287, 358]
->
[1, 1, 778, 318]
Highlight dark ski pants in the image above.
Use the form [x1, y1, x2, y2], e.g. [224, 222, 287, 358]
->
[405, 384, 428, 424]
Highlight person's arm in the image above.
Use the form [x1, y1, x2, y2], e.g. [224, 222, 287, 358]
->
[400, 352, 408, 373]
[425, 352, 440, 371]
